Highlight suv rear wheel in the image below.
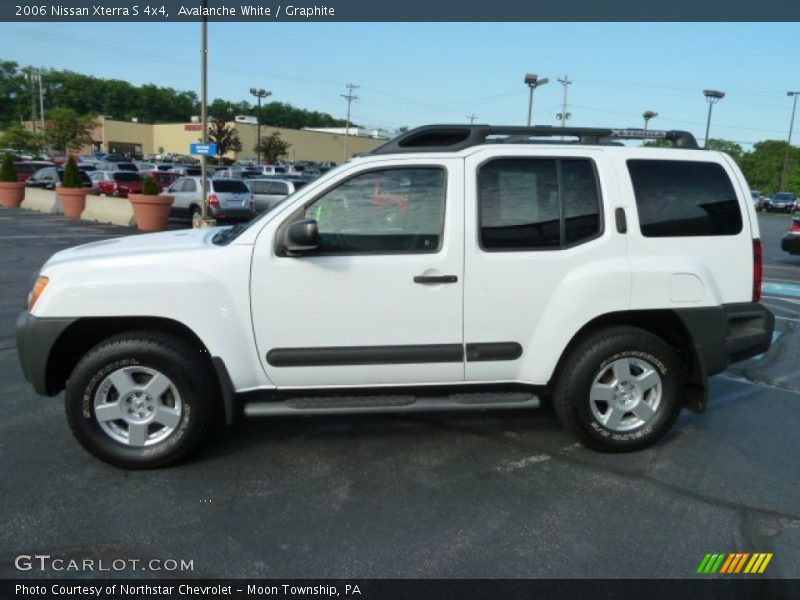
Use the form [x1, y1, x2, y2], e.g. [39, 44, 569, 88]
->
[553, 326, 684, 452]
[65, 331, 215, 469]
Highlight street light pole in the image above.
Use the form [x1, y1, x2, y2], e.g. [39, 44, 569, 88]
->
[524, 73, 549, 127]
[780, 91, 800, 191]
[702, 89, 725, 149]
[642, 110, 658, 132]
[250, 88, 271, 163]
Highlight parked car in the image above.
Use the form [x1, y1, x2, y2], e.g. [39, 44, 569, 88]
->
[14, 161, 55, 182]
[15, 124, 775, 468]
[770, 191, 796, 212]
[25, 166, 93, 190]
[90, 171, 144, 198]
[257, 165, 289, 177]
[168, 166, 202, 177]
[163, 176, 255, 221]
[781, 215, 800, 254]
[246, 178, 309, 212]
[142, 170, 178, 192]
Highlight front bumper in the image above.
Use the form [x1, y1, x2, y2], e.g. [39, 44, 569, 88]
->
[16, 312, 76, 396]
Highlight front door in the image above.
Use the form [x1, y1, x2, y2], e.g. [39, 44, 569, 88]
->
[251, 159, 465, 388]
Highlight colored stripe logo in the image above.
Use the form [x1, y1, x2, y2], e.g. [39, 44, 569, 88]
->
[696, 553, 773, 574]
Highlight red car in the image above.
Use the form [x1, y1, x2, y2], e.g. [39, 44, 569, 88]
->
[142, 170, 179, 192]
[91, 171, 143, 198]
[15, 161, 55, 182]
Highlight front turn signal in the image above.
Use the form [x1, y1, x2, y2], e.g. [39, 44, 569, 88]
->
[28, 276, 49, 312]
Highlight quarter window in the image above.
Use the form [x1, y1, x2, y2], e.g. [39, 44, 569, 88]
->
[627, 160, 742, 237]
[478, 158, 602, 250]
[304, 167, 446, 254]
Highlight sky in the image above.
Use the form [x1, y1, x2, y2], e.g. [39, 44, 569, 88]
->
[1, 22, 799, 149]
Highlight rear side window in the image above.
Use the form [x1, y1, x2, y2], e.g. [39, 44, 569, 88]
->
[213, 180, 250, 193]
[627, 160, 742, 237]
[478, 158, 602, 251]
[113, 172, 140, 182]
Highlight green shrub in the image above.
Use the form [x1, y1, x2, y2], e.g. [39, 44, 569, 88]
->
[61, 155, 82, 188]
[0, 153, 17, 183]
[142, 175, 160, 195]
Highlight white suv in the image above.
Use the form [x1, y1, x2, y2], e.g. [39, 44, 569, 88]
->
[16, 125, 774, 468]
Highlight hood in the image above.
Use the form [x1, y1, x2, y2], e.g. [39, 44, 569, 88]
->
[43, 227, 221, 269]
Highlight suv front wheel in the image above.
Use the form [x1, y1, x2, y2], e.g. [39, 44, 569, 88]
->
[65, 331, 215, 469]
[553, 326, 684, 452]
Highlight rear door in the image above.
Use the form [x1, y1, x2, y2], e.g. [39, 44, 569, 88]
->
[463, 147, 629, 385]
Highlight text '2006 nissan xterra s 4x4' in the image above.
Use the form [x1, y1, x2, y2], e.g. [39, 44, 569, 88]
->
[17, 125, 774, 469]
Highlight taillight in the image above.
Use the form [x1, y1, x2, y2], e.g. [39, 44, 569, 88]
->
[250, 195, 255, 209]
[208, 194, 219, 207]
[753, 239, 763, 302]
[790, 219, 800, 233]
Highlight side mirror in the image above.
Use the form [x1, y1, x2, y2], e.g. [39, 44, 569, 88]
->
[284, 218, 320, 254]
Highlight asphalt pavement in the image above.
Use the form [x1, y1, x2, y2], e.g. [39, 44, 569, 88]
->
[1, 207, 798, 580]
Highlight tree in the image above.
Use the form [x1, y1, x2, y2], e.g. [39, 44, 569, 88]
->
[44, 107, 97, 154]
[207, 117, 242, 158]
[255, 131, 290, 163]
[0, 122, 45, 156]
[707, 139, 744, 164]
[740, 140, 800, 194]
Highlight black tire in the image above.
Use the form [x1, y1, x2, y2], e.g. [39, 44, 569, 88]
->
[553, 326, 684, 452]
[65, 331, 217, 469]
[189, 204, 202, 220]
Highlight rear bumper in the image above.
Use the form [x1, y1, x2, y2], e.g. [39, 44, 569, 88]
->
[676, 302, 775, 377]
[16, 312, 76, 396]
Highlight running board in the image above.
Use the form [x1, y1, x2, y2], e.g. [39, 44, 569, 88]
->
[244, 392, 540, 417]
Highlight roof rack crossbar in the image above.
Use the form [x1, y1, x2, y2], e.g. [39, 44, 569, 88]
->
[368, 125, 699, 154]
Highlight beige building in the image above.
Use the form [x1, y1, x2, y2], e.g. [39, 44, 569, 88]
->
[92, 117, 385, 162]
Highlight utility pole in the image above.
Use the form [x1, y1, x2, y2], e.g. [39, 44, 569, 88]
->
[466, 113, 478, 124]
[780, 91, 800, 191]
[557, 75, 572, 128]
[38, 70, 45, 133]
[341, 83, 358, 162]
[250, 88, 272, 163]
[28, 67, 36, 134]
[195, 0, 214, 228]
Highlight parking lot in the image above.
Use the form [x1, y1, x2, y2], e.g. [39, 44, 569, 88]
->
[1, 208, 799, 579]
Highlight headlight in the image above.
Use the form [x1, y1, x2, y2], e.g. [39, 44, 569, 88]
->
[28, 275, 49, 312]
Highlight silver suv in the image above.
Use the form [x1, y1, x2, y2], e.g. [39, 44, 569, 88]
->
[163, 176, 255, 221]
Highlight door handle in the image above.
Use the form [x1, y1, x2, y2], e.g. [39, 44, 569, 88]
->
[413, 275, 458, 284]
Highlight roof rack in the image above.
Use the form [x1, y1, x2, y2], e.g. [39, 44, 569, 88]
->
[368, 124, 699, 154]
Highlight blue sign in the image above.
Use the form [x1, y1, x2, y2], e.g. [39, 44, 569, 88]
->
[190, 143, 218, 156]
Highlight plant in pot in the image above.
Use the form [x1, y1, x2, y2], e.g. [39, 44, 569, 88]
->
[128, 175, 175, 232]
[57, 155, 89, 218]
[0, 152, 26, 208]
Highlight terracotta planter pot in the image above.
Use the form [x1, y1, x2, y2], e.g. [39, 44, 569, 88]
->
[57, 187, 89, 218]
[129, 194, 175, 232]
[0, 181, 26, 208]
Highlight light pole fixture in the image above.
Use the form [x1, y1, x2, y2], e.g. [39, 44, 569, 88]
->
[702, 89, 725, 149]
[524, 73, 549, 127]
[249, 87, 272, 163]
[642, 110, 658, 132]
[780, 91, 800, 191]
